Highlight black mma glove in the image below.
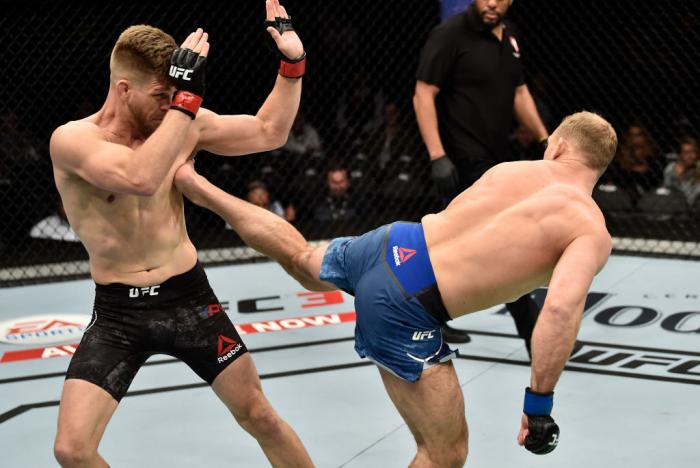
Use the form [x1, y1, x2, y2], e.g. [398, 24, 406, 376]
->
[525, 415, 560, 454]
[168, 47, 207, 118]
[523, 387, 560, 455]
[265, 17, 295, 54]
[430, 155, 460, 200]
[265, 16, 306, 78]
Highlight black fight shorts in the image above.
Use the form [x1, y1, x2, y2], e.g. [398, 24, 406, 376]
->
[65, 262, 247, 401]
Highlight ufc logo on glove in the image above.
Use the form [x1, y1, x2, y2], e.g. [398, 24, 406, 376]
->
[169, 66, 193, 81]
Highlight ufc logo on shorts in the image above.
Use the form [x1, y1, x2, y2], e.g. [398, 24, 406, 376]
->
[129, 286, 160, 298]
[412, 330, 435, 341]
[169, 66, 192, 81]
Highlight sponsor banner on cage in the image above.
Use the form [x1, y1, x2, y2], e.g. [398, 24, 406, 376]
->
[0, 311, 356, 364]
[0, 315, 92, 346]
[233, 311, 356, 335]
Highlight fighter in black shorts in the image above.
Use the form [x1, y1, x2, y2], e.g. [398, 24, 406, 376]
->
[66, 262, 247, 402]
[50, 3, 313, 465]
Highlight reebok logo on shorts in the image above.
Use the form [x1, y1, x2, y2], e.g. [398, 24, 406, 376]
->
[392, 246, 416, 266]
[217, 335, 243, 363]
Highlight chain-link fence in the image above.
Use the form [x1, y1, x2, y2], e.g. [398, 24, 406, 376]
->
[1, 1, 699, 285]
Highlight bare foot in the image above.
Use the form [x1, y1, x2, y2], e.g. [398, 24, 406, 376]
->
[174, 160, 204, 205]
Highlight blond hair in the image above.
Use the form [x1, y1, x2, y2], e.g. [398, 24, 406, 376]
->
[554, 111, 618, 173]
[110, 25, 176, 85]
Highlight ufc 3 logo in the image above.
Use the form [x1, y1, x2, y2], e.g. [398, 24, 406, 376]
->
[412, 330, 435, 341]
[169, 66, 193, 81]
[129, 286, 160, 298]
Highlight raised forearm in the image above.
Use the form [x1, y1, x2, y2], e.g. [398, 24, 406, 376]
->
[255, 75, 302, 146]
[413, 92, 445, 159]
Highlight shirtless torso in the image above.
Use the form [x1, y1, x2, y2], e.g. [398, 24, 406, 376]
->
[52, 115, 199, 286]
[422, 159, 612, 318]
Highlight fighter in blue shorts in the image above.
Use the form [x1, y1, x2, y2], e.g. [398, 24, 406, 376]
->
[321, 222, 456, 382]
[175, 111, 618, 466]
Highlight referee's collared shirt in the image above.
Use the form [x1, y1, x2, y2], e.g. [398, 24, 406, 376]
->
[417, 7, 525, 163]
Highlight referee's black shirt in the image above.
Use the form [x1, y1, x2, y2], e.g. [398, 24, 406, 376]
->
[417, 7, 524, 164]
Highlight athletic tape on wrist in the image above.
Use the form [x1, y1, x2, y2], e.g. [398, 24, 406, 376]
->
[524, 387, 554, 416]
[279, 52, 306, 79]
[170, 91, 203, 119]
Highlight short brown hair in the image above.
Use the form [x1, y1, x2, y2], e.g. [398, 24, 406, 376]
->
[555, 111, 618, 173]
[679, 136, 699, 152]
[110, 25, 176, 85]
[247, 180, 270, 193]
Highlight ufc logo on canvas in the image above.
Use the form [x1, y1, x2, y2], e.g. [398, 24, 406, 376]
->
[169, 66, 192, 81]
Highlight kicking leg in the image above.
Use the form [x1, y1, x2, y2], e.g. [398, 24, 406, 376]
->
[175, 160, 333, 291]
[379, 363, 468, 468]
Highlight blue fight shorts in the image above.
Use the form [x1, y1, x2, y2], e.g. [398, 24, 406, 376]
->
[320, 222, 457, 382]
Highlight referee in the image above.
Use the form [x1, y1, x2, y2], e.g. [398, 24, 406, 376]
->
[413, 0, 549, 351]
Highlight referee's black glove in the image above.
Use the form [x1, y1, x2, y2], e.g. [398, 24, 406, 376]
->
[431, 155, 459, 200]
[533, 137, 548, 159]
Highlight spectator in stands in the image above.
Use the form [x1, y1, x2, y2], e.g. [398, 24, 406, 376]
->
[357, 101, 428, 213]
[0, 108, 53, 244]
[313, 165, 359, 223]
[247, 180, 296, 222]
[664, 137, 700, 205]
[266, 111, 324, 201]
[283, 110, 323, 159]
[360, 101, 419, 172]
[608, 123, 665, 201]
[29, 198, 80, 242]
[334, 71, 385, 151]
[0, 108, 44, 165]
[694, 162, 700, 208]
[226, 181, 295, 230]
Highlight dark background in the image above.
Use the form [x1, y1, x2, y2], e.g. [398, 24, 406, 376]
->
[1, 0, 699, 282]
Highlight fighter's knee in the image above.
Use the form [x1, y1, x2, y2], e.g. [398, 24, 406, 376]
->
[235, 398, 284, 439]
[453, 427, 469, 466]
[54, 436, 96, 467]
[453, 442, 469, 467]
[435, 447, 468, 468]
[421, 440, 467, 468]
